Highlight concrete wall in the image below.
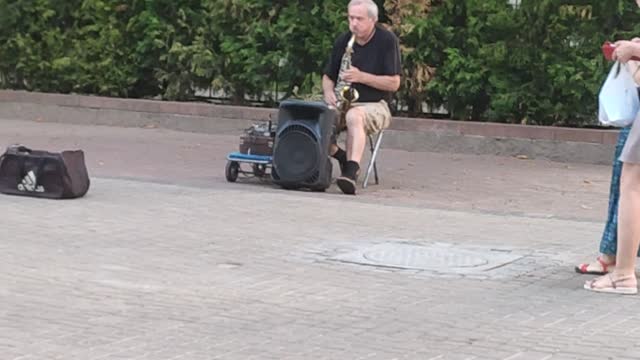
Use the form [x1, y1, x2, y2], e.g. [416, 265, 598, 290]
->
[0, 90, 620, 164]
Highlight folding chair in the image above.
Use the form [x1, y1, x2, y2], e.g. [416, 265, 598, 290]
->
[363, 129, 384, 188]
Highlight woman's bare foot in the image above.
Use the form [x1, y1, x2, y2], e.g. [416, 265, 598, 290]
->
[575, 255, 616, 275]
[584, 272, 638, 294]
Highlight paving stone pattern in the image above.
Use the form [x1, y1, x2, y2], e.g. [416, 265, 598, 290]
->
[1, 119, 638, 359]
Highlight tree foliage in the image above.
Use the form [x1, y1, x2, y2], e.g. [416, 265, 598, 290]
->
[0, 0, 639, 126]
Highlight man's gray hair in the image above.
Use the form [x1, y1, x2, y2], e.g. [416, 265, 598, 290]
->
[348, 0, 379, 21]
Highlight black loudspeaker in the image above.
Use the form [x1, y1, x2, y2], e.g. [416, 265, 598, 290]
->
[271, 100, 334, 191]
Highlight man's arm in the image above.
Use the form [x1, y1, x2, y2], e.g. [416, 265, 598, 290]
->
[322, 75, 337, 107]
[359, 73, 400, 92]
[340, 68, 400, 92]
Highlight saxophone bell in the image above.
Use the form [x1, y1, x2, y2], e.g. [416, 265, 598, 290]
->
[341, 86, 359, 103]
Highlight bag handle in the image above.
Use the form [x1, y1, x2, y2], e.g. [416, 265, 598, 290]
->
[6, 144, 32, 155]
[14, 145, 32, 154]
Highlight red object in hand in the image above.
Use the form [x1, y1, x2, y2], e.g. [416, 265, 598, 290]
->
[602, 41, 616, 61]
[602, 41, 640, 61]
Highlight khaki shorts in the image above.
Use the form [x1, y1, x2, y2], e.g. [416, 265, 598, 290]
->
[335, 100, 392, 135]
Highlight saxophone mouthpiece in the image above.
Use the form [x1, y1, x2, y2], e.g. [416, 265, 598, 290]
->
[347, 34, 356, 49]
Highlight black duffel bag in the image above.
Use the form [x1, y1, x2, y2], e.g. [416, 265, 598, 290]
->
[0, 145, 90, 199]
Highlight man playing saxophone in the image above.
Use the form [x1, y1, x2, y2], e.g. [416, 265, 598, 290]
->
[322, 0, 402, 195]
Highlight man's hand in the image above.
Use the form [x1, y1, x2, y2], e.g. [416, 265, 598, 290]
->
[341, 66, 364, 83]
[324, 91, 337, 107]
[322, 74, 338, 108]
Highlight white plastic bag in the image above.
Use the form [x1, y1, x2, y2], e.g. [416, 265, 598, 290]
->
[598, 61, 640, 127]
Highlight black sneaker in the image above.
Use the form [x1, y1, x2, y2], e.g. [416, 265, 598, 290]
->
[337, 159, 347, 174]
[336, 175, 357, 195]
[336, 161, 360, 195]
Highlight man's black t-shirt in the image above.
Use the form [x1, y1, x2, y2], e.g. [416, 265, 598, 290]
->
[323, 24, 402, 103]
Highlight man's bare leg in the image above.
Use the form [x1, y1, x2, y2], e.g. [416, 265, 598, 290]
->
[336, 107, 367, 195]
[329, 143, 339, 155]
[345, 107, 367, 164]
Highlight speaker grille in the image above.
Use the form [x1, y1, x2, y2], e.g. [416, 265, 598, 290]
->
[273, 124, 319, 182]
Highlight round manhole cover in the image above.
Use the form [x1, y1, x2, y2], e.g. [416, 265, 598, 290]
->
[363, 245, 489, 270]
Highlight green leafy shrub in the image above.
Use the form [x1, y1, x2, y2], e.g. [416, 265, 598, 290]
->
[1, 0, 639, 126]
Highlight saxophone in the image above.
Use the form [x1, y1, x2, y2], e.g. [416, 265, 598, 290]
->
[334, 34, 359, 117]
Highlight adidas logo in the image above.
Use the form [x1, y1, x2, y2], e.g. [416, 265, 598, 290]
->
[17, 170, 45, 193]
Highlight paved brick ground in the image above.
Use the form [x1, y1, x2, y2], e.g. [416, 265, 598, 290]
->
[1, 119, 639, 360]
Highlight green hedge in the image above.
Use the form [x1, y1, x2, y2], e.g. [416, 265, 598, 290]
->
[0, 0, 639, 126]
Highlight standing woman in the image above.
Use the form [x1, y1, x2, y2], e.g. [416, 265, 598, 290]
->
[575, 126, 632, 275]
[584, 36, 640, 294]
[575, 57, 640, 275]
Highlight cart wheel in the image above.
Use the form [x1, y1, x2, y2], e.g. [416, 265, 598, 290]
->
[225, 161, 240, 182]
[253, 163, 267, 177]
